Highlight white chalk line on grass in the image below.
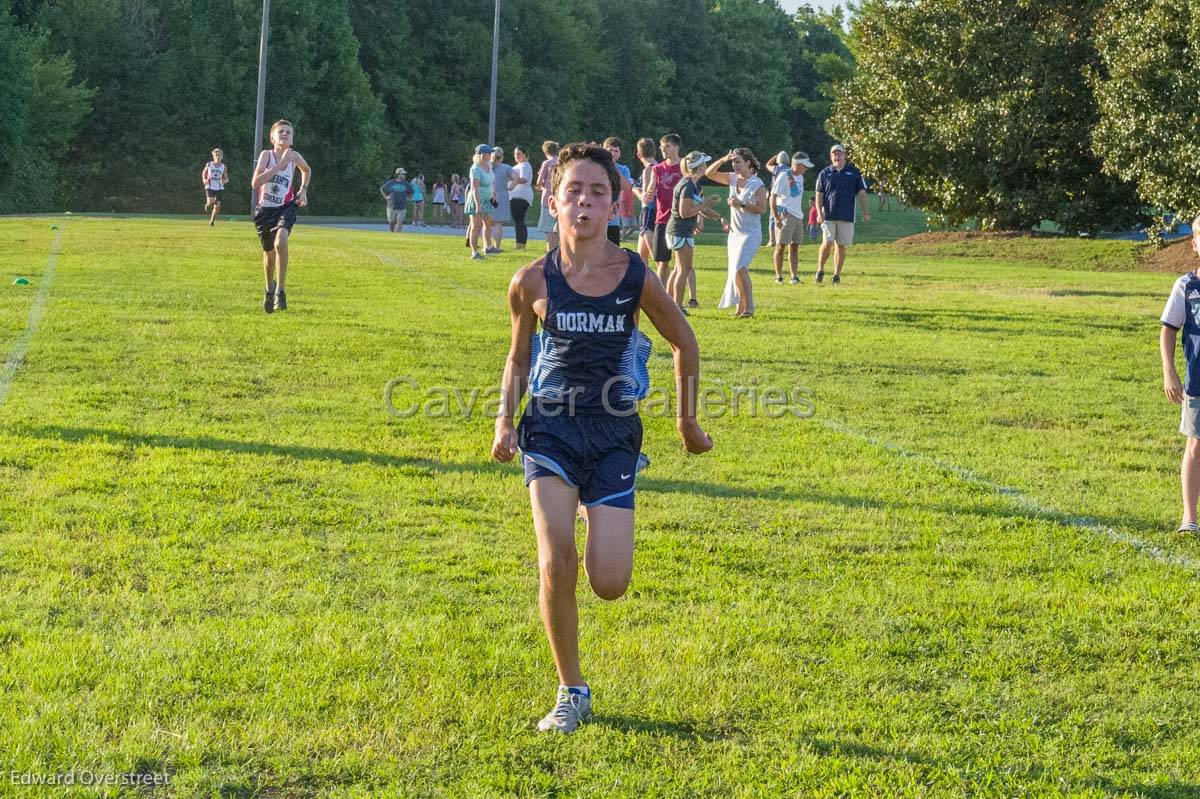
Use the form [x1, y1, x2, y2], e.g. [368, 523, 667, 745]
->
[0, 225, 63, 408]
[819, 418, 1200, 578]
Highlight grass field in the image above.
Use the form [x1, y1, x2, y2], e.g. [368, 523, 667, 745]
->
[1, 216, 1198, 798]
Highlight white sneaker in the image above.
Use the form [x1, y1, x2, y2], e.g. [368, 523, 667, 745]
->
[537, 686, 591, 733]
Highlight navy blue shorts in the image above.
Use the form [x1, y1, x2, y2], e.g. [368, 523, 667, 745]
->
[517, 407, 648, 509]
[640, 204, 657, 234]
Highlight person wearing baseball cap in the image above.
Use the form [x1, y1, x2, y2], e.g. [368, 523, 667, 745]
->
[466, 145, 498, 259]
[664, 151, 728, 313]
[814, 143, 870, 284]
[769, 150, 815, 283]
[379, 167, 410, 233]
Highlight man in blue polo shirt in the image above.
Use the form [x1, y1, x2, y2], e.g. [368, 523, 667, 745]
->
[814, 143, 870, 285]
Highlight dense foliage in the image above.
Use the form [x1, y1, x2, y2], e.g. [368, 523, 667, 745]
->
[1, 0, 852, 215]
[1092, 0, 1200, 239]
[829, 0, 1145, 234]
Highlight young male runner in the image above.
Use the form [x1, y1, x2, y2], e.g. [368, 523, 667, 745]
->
[492, 142, 713, 733]
[202, 149, 229, 226]
[251, 120, 311, 313]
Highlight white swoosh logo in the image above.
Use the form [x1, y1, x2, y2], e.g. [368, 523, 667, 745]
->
[615, 297, 634, 305]
[620, 473, 631, 480]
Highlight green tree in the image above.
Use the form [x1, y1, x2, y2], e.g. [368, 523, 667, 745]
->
[787, 5, 855, 159]
[0, 6, 92, 214]
[1092, 0, 1200, 239]
[830, 0, 1143, 233]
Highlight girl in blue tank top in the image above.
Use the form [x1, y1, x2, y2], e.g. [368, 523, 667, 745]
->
[491, 143, 713, 734]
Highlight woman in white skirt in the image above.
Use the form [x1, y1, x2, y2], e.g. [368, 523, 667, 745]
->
[706, 148, 766, 318]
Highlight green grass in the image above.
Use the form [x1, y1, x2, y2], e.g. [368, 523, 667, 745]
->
[0, 216, 1197, 798]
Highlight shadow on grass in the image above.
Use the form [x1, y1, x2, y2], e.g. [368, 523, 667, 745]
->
[593, 714, 739, 742]
[12, 424, 1166, 535]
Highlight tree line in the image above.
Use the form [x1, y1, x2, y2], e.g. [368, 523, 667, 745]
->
[0, 0, 853, 216]
[829, 0, 1200, 237]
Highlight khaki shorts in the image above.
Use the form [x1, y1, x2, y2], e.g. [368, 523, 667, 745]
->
[821, 220, 855, 246]
[387, 207, 405, 224]
[1182, 396, 1200, 437]
[775, 214, 806, 246]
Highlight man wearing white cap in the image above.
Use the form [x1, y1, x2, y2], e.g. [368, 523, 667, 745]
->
[769, 151, 814, 284]
[379, 168, 410, 233]
[814, 143, 870, 284]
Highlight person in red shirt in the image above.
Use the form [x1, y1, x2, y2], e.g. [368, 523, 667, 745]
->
[641, 134, 696, 307]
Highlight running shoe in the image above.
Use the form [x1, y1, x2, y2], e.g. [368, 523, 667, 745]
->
[537, 686, 592, 733]
[687, 298, 699, 308]
[814, 270, 824, 284]
[275, 289, 287, 310]
[471, 252, 485, 261]
[775, 276, 784, 284]
[263, 289, 275, 314]
[789, 276, 800, 284]
[832, 274, 841, 285]
[485, 247, 503, 254]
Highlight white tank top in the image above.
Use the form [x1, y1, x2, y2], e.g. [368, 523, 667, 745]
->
[206, 162, 226, 191]
[257, 150, 295, 208]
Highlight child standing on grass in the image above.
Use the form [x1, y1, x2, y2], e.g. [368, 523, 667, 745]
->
[450, 175, 465, 227]
[1160, 215, 1200, 533]
[251, 119, 311, 314]
[492, 142, 712, 733]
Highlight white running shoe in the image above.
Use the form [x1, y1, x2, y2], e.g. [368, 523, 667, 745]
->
[537, 686, 591, 733]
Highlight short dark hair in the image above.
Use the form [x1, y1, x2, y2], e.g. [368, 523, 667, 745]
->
[551, 142, 621, 201]
[636, 137, 655, 158]
[660, 133, 682, 148]
[602, 136, 623, 150]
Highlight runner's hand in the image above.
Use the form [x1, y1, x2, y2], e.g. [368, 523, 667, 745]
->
[1166, 374, 1185, 404]
[492, 420, 519, 462]
[296, 188, 308, 208]
[678, 418, 713, 454]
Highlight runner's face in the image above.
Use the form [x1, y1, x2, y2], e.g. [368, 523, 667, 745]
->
[549, 160, 617, 240]
[831, 149, 845, 167]
[607, 146, 620, 162]
[272, 126, 293, 147]
[731, 155, 749, 177]
[660, 142, 678, 159]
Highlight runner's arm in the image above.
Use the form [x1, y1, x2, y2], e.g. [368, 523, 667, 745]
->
[1163, 325, 1185, 404]
[639, 270, 713, 454]
[493, 264, 542, 462]
[251, 151, 276, 189]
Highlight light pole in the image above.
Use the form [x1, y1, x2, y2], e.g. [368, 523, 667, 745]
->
[487, 0, 500, 146]
[251, 0, 271, 209]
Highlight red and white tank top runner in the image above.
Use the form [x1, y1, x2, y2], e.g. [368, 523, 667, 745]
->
[257, 151, 295, 208]
[206, 162, 226, 191]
